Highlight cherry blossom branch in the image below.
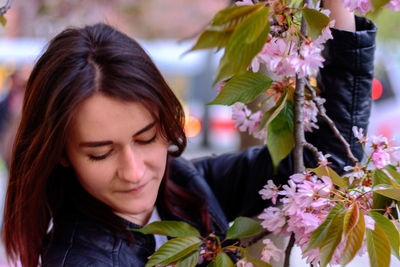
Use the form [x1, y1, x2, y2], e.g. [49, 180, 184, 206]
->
[293, 74, 306, 173]
[0, 0, 11, 16]
[304, 141, 321, 161]
[283, 233, 296, 267]
[304, 79, 359, 164]
[285, 0, 313, 265]
[293, 3, 310, 174]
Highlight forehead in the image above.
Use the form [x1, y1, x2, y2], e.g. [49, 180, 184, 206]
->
[68, 94, 155, 142]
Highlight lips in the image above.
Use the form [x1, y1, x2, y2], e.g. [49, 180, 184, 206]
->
[119, 183, 147, 194]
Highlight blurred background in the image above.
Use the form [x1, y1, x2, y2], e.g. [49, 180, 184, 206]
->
[0, 0, 400, 266]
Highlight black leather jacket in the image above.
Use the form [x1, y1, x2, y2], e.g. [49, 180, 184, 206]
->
[42, 17, 376, 267]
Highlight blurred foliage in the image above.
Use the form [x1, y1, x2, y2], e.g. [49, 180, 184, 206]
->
[1, 0, 229, 39]
[368, 8, 400, 41]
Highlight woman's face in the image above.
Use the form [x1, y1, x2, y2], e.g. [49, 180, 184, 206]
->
[64, 94, 168, 225]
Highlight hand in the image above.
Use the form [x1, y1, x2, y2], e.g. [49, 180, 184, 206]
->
[322, 0, 356, 32]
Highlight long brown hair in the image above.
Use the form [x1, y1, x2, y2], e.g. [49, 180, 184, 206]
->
[2, 23, 207, 267]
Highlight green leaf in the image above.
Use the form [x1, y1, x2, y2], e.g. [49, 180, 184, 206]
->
[242, 248, 272, 267]
[176, 250, 200, 267]
[341, 208, 365, 266]
[343, 202, 360, 236]
[145, 236, 202, 267]
[384, 165, 400, 184]
[371, 0, 391, 10]
[215, 7, 270, 84]
[374, 185, 400, 201]
[319, 209, 345, 267]
[366, 224, 391, 267]
[266, 101, 294, 169]
[302, 8, 330, 40]
[309, 165, 346, 189]
[368, 211, 400, 260]
[207, 261, 217, 267]
[257, 90, 288, 132]
[212, 3, 265, 28]
[208, 72, 272, 106]
[305, 204, 343, 252]
[373, 191, 393, 214]
[190, 29, 234, 51]
[133, 221, 200, 237]
[226, 217, 263, 240]
[215, 252, 234, 267]
[0, 16, 6, 27]
[373, 169, 393, 186]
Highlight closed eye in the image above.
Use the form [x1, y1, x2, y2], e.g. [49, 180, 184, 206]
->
[136, 135, 156, 145]
[88, 150, 113, 161]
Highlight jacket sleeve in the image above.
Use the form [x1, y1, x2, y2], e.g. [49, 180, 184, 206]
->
[306, 16, 377, 171]
[191, 16, 377, 222]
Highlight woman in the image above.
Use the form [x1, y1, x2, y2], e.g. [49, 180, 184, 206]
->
[2, 1, 376, 266]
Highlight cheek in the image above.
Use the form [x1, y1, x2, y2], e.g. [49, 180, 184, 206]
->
[67, 150, 115, 193]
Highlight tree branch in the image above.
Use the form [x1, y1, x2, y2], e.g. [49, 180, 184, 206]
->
[304, 79, 358, 164]
[294, 75, 306, 173]
[0, 0, 11, 16]
[283, 233, 296, 267]
[304, 141, 321, 161]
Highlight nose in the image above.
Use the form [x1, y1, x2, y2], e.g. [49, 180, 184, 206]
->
[117, 146, 146, 183]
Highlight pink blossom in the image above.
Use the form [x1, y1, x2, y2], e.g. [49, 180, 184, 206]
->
[280, 181, 302, 216]
[292, 42, 325, 78]
[302, 247, 320, 265]
[247, 110, 263, 136]
[315, 20, 335, 46]
[303, 99, 319, 132]
[370, 135, 388, 150]
[343, 0, 372, 15]
[258, 207, 286, 234]
[352, 125, 369, 143]
[235, 0, 254, 6]
[344, 164, 364, 184]
[372, 150, 390, 169]
[251, 56, 261, 73]
[290, 173, 306, 183]
[386, 0, 400, 11]
[261, 239, 283, 263]
[231, 103, 266, 140]
[257, 35, 298, 77]
[252, 126, 267, 141]
[231, 103, 253, 132]
[299, 213, 321, 232]
[259, 180, 279, 204]
[237, 259, 254, 267]
[296, 177, 332, 209]
[318, 153, 332, 166]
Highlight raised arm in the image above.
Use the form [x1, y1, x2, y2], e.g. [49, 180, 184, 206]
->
[188, 8, 377, 222]
[323, 0, 355, 32]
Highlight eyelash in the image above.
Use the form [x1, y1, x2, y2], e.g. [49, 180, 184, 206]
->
[88, 135, 157, 161]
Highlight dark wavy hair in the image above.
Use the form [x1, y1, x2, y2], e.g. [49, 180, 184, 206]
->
[2, 23, 209, 267]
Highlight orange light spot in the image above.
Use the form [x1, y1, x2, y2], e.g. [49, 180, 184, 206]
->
[184, 116, 201, 138]
[372, 78, 383, 100]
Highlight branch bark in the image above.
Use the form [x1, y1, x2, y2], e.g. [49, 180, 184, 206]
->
[285, 0, 313, 265]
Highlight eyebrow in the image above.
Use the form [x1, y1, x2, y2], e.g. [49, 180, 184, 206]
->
[79, 122, 156, 148]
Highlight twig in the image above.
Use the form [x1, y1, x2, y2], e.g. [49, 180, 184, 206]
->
[0, 0, 11, 16]
[304, 141, 321, 161]
[283, 233, 295, 267]
[304, 79, 359, 164]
